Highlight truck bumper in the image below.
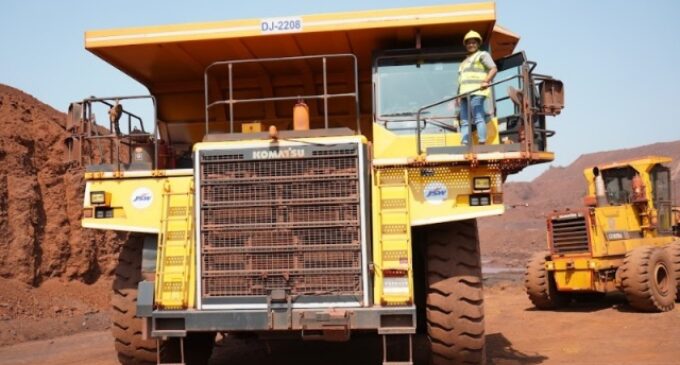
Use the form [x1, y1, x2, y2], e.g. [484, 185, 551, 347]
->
[149, 306, 416, 337]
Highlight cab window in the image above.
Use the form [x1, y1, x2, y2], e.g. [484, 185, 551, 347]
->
[602, 167, 636, 205]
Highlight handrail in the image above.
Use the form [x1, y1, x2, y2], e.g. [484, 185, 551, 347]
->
[74, 94, 158, 169]
[415, 73, 521, 155]
[204, 53, 360, 135]
[86, 96, 147, 133]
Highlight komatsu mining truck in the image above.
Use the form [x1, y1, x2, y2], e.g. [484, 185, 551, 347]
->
[67, 3, 564, 364]
[526, 157, 680, 312]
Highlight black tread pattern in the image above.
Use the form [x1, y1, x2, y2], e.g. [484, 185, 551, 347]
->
[425, 220, 485, 365]
[111, 236, 158, 365]
[620, 246, 676, 312]
[111, 237, 215, 365]
[524, 251, 569, 309]
[666, 241, 680, 302]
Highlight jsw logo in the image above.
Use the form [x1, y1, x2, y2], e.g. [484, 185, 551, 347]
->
[133, 194, 151, 202]
[426, 188, 446, 198]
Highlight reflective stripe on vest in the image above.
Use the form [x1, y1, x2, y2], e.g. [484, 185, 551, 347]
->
[458, 51, 490, 97]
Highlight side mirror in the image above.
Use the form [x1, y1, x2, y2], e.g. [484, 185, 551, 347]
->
[539, 79, 564, 116]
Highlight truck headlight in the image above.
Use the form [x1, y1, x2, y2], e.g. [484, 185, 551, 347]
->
[90, 191, 108, 205]
[473, 177, 491, 191]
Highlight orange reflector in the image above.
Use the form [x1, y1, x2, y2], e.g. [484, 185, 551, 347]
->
[383, 269, 408, 277]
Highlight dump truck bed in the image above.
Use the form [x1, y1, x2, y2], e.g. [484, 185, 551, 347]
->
[84, 2, 518, 144]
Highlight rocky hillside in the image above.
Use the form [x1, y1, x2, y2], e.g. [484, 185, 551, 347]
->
[0, 84, 127, 285]
[479, 140, 680, 267]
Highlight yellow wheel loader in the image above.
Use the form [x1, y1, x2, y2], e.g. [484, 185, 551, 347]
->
[526, 156, 680, 312]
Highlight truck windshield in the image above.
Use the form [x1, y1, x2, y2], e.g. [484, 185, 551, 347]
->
[375, 56, 459, 122]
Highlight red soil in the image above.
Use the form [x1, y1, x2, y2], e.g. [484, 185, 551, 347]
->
[0, 84, 128, 286]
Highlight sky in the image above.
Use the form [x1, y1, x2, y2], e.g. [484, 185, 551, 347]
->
[2, 0, 679, 181]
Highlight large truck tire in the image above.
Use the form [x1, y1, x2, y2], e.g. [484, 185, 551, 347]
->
[425, 219, 485, 365]
[620, 246, 676, 312]
[111, 235, 159, 365]
[111, 236, 215, 365]
[666, 241, 680, 302]
[524, 251, 570, 309]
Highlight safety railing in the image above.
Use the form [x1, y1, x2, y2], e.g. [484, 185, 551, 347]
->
[415, 60, 561, 155]
[65, 95, 158, 170]
[204, 53, 361, 135]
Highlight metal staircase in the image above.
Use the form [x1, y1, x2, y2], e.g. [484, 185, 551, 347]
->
[375, 169, 413, 305]
[155, 183, 195, 310]
[375, 169, 415, 365]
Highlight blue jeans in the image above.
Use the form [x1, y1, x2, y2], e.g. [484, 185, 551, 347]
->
[459, 95, 487, 145]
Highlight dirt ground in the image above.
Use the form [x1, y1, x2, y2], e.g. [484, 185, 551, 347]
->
[0, 278, 112, 346]
[1, 280, 679, 365]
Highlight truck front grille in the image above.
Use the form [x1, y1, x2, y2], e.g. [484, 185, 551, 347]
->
[198, 144, 364, 302]
[549, 213, 590, 254]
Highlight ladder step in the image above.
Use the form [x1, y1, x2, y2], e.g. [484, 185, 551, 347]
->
[380, 209, 409, 214]
[378, 327, 416, 335]
[382, 334, 413, 365]
[378, 182, 407, 187]
[164, 217, 190, 222]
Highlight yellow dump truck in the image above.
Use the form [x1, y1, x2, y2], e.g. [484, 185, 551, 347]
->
[526, 156, 680, 312]
[68, 3, 564, 364]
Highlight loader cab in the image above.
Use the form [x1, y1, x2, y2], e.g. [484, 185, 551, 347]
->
[586, 157, 675, 236]
[597, 162, 671, 210]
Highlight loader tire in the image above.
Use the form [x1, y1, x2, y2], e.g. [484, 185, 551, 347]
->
[666, 241, 680, 302]
[111, 235, 159, 365]
[524, 251, 570, 309]
[620, 246, 676, 312]
[425, 219, 485, 365]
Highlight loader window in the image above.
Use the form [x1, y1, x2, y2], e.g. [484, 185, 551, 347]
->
[374, 55, 460, 133]
[602, 167, 636, 205]
[651, 165, 671, 202]
[651, 164, 672, 233]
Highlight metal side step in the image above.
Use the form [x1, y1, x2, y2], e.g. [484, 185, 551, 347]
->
[157, 337, 185, 365]
[382, 334, 413, 365]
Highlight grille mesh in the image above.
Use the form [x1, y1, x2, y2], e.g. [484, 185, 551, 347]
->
[199, 146, 363, 299]
[550, 214, 590, 254]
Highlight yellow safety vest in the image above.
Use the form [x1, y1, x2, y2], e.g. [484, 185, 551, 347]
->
[458, 51, 491, 98]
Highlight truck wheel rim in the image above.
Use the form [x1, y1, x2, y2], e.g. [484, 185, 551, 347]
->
[654, 263, 670, 295]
